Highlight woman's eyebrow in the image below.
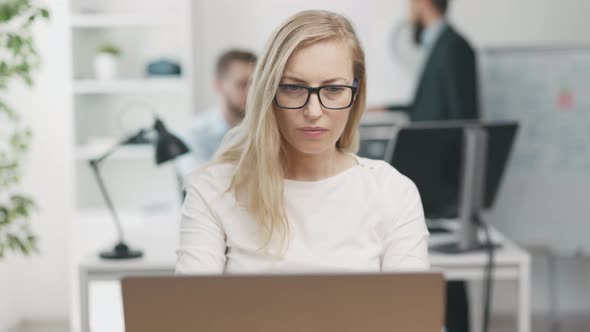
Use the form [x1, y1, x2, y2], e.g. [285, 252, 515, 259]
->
[321, 77, 349, 84]
[281, 76, 308, 84]
[281, 76, 350, 85]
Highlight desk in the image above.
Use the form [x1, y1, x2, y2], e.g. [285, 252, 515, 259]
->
[430, 227, 531, 332]
[78, 227, 530, 332]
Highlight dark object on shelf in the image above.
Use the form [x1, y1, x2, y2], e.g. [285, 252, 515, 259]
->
[146, 59, 182, 76]
[88, 117, 189, 260]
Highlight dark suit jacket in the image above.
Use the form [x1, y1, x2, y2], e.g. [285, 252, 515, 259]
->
[384, 25, 476, 332]
[390, 25, 480, 122]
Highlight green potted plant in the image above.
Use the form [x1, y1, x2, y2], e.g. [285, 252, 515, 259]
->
[94, 41, 121, 80]
[0, 0, 49, 258]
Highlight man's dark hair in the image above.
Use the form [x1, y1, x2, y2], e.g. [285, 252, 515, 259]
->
[431, 0, 450, 14]
[216, 49, 258, 79]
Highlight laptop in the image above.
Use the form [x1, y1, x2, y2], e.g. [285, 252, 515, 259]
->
[122, 272, 446, 332]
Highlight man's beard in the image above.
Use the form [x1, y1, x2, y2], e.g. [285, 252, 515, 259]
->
[412, 21, 425, 46]
[225, 97, 245, 120]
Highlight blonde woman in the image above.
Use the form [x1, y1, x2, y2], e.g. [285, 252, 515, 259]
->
[176, 10, 429, 275]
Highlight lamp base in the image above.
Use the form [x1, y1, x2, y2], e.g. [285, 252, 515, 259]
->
[100, 242, 143, 260]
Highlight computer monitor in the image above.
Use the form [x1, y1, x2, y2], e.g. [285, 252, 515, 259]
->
[358, 128, 396, 161]
[357, 112, 406, 161]
[389, 121, 518, 252]
[390, 125, 464, 219]
[481, 123, 519, 208]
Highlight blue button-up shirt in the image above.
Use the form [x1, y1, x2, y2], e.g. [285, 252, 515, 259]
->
[421, 19, 447, 55]
[174, 106, 230, 178]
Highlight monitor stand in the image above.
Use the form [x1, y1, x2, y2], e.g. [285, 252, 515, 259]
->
[427, 226, 452, 234]
[430, 126, 501, 254]
[431, 221, 501, 254]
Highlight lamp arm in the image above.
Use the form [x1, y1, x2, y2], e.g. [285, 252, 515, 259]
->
[85, 119, 175, 247]
[88, 159, 126, 244]
[87, 129, 149, 244]
[92, 129, 152, 164]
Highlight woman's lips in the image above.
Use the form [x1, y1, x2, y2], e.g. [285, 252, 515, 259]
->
[297, 127, 328, 137]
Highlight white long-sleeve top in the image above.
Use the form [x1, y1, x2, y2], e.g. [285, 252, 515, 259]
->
[175, 154, 430, 275]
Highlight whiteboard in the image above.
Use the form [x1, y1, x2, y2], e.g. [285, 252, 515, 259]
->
[480, 47, 590, 254]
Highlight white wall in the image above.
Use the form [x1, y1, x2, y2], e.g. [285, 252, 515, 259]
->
[450, 0, 590, 48]
[18, 0, 73, 320]
[192, 0, 415, 110]
[0, 258, 22, 331]
[1, 0, 73, 325]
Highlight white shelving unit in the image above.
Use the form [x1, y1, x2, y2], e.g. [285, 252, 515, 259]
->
[68, 0, 195, 207]
[68, 4, 194, 331]
[74, 144, 154, 161]
[70, 13, 182, 28]
[73, 77, 189, 94]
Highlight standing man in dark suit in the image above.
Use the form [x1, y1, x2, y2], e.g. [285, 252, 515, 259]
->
[406, 0, 479, 121]
[412, 1, 476, 332]
[382, 1, 479, 332]
[381, 0, 479, 123]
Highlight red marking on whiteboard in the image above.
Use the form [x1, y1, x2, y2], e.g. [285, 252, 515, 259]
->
[558, 90, 574, 110]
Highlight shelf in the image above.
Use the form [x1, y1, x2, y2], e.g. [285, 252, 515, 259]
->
[73, 78, 188, 95]
[70, 13, 183, 28]
[75, 144, 154, 161]
[70, 1, 194, 215]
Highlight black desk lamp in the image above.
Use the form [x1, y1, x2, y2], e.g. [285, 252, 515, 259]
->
[88, 117, 189, 259]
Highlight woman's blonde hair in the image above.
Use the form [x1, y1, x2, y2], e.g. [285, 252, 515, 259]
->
[214, 10, 367, 250]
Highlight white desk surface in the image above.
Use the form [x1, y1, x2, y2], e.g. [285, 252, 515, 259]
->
[80, 224, 530, 275]
[77, 222, 532, 332]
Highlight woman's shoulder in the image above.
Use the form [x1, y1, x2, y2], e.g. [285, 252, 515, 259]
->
[353, 155, 423, 221]
[353, 155, 417, 194]
[183, 162, 236, 195]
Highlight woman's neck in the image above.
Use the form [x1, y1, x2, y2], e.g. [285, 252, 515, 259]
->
[284, 148, 356, 181]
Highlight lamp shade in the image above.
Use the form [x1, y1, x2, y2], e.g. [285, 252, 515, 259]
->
[154, 118, 190, 165]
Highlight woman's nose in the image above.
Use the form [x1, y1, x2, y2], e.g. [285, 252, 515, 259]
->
[304, 93, 323, 120]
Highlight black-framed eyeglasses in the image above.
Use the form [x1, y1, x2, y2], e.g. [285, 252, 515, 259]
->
[274, 79, 358, 110]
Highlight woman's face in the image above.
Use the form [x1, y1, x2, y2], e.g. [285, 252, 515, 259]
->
[275, 40, 355, 157]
